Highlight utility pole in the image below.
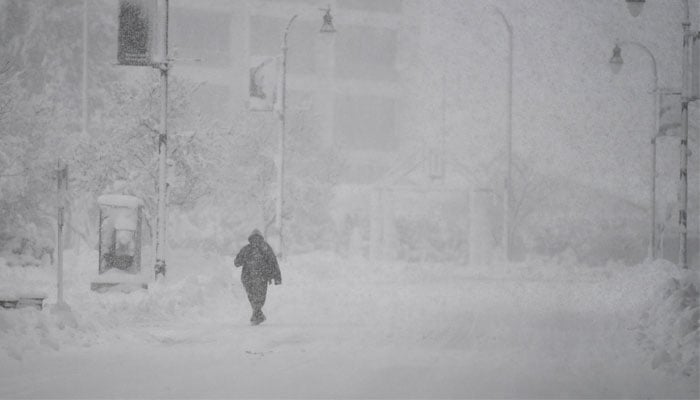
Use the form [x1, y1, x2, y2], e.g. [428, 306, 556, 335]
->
[493, 7, 513, 262]
[116, 0, 167, 277]
[679, 0, 692, 269]
[625, 0, 698, 268]
[609, 41, 659, 259]
[651, 88, 660, 258]
[154, 0, 169, 279]
[82, 0, 88, 138]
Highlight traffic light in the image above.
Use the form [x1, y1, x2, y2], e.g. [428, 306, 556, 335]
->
[117, 0, 155, 66]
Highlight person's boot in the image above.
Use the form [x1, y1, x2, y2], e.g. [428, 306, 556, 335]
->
[251, 309, 266, 325]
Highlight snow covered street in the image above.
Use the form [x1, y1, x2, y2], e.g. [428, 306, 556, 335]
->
[0, 252, 696, 398]
[3, 0, 700, 398]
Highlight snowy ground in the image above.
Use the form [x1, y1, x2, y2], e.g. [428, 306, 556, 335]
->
[0, 250, 698, 398]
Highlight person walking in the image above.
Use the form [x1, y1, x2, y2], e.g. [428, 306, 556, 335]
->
[234, 229, 281, 325]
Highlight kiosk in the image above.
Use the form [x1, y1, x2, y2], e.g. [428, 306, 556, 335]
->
[91, 195, 148, 292]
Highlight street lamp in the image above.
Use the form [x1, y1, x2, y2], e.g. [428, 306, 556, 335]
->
[275, 8, 335, 258]
[609, 44, 624, 74]
[622, 0, 698, 269]
[492, 6, 514, 262]
[320, 6, 336, 33]
[626, 0, 646, 17]
[609, 40, 659, 259]
[274, 14, 296, 259]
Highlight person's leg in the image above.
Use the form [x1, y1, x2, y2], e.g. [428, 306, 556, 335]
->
[250, 279, 268, 324]
[241, 274, 260, 322]
[242, 280, 257, 322]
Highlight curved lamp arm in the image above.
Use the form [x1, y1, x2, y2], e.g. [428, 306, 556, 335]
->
[282, 15, 298, 51]
[615, 40, 658, 92]
[491, 6, 512, 37]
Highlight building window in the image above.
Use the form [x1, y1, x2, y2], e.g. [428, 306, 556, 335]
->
[338, 0, 402, 13]
[334, 95, 396, 151]
[171, 8, 231, 66]
[335, 25, 397, 81]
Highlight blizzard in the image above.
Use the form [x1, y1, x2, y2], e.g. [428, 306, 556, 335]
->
[0, 249, 697, 399]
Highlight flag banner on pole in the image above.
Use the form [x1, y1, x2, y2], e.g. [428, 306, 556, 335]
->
[117, 0, 155, 66]
[248, 56, 278, 112]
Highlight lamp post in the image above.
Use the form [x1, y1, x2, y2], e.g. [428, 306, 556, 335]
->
[492, 6, 513, 262]
[609, 41, 659, 259]
[624, 0, 697, 269]
[275, 8, 335, 258]
[275, 14, 296, 259]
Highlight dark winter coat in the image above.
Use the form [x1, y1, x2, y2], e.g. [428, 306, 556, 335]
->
[234, 230, 282, 285]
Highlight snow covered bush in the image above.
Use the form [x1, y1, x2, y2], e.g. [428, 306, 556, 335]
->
[516, 175, 648, 265]
[634, 262, 699, 378]
[474, 154, 652, 265]
[0, 1, 123, 252]
[161, 108, 344, 255]
[394, 215, 468, 263]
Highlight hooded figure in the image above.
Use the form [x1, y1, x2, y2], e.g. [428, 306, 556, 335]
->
[234, 229, 281, 325]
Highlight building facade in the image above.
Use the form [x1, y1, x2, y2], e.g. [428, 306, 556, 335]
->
[169, 0, 422, 182]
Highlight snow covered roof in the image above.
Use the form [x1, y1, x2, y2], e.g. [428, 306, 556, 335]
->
[114, 214, 137, 231]
[97, 195, 143, 208]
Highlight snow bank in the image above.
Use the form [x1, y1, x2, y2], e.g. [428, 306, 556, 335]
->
[0, 258, 51, 299]
[0, 249, 245, 361]
[0, 305, 86, 360]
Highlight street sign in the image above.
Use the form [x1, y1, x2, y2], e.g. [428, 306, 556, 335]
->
[117, 0, 155, 66]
